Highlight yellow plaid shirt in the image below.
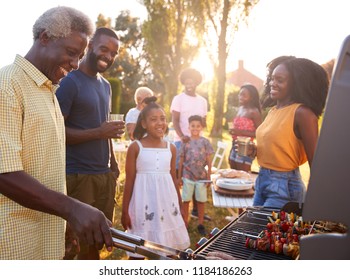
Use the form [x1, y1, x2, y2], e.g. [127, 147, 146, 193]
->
[0, 55, 66, 259]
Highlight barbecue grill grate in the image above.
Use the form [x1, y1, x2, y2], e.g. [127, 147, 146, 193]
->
[194, 207, 292, 260]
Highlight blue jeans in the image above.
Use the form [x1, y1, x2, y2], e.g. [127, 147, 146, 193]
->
[229, 143, 253, 165]
[253, 167, 306, 209]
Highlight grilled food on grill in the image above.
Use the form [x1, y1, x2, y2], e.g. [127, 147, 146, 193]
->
[245, 210, 311, 259]
[244, 210, 347, 260]
[314, 221, 347, 233]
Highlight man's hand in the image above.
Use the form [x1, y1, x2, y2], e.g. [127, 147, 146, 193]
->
[100, 121, 125, 139]
[66, 200, 113, 251]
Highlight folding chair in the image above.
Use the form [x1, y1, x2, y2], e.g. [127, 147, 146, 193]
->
[210, 140, 229, 173]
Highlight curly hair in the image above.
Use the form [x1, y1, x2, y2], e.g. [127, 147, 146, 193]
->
[261, 56, 295, 108]
[32, 6, 95, 40]
[261, 56, 329, 117]
[282, 58, 329, 117]
[179, 68, 202, 85]
[240, 83, 261, 113]
[133, 96, 168, 140]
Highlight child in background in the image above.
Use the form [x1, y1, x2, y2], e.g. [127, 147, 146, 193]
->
[178, 115, 214, 235]
[121, 96, 190, 259]
[229, 83, 262, 172]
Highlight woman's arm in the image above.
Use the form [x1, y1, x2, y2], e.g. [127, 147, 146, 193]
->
[294, 105, 319, 167]
[251, 109, 263, 131]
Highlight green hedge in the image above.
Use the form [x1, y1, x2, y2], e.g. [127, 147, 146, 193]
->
[108, 78, 122, 114]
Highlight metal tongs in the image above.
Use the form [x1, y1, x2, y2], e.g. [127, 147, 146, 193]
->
[110, 228, 198, 260]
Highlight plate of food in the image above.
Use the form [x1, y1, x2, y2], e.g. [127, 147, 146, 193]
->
[215, 178, 253, 191]
[216, 169, 251, 179]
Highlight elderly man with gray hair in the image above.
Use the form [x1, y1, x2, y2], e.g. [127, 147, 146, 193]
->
[0, 6, 113, 260]
[125, 86, 154, 140]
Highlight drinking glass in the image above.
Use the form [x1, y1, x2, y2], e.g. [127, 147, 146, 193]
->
[109, 114, 124, 121]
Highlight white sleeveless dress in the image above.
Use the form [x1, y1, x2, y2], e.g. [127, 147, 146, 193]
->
[127, 140, 190, 253]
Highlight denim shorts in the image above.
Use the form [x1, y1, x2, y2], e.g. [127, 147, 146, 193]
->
[253, 167, 306, 209]
[229, 144, 253, 165]
[181, 178, 207, 203]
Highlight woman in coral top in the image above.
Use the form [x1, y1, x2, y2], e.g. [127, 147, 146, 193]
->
[253, 56, 329, 209]
[229, 84, 262, 172]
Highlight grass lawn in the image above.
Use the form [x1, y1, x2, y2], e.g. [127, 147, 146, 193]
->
[101, 132, 310, 260]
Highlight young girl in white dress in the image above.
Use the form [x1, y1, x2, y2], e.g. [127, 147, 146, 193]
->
[121, 96, 190, 259]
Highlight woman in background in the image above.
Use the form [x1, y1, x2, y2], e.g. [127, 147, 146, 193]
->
[229, 83, 262, 172]
[253, 56, 329, 209]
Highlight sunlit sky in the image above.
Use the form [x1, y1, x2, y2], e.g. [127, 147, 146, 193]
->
[1, 0, 349, 80]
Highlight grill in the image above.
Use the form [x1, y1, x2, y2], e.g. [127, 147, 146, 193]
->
[193, 207, 292, 260]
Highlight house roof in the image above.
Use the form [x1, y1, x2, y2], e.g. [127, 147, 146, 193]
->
[227, 60, 264, 91]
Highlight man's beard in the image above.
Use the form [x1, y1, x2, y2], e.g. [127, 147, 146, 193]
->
[87, 51, 110, 73]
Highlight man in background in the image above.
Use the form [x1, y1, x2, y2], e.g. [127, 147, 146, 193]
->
[0, 6, 113, 260]
[125, 86, 154, 140]
[56, 27, 123, 260]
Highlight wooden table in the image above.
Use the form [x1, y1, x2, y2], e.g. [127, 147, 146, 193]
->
[211, 185, 254, 208]
[210, 172, 257, 219]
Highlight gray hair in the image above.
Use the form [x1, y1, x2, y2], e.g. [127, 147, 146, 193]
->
[134, 87, 154, 104]
[32, 6, 95, 40]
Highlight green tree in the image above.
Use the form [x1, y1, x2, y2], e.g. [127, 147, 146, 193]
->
[105, 10, 144, 95]
[202, 0, 259, 137]
[95, 13, 112, 28]
[112, 10, 168, 110]
[141, 0, 205, 106]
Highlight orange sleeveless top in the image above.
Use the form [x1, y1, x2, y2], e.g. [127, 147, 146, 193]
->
[256, 103, 307, 171]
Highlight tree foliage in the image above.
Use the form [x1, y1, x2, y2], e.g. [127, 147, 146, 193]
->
[201, 0, 260, 137]
[141, 0, 206, 106]
[93, 1, 259, 131]
[96, 13, 112, 28]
